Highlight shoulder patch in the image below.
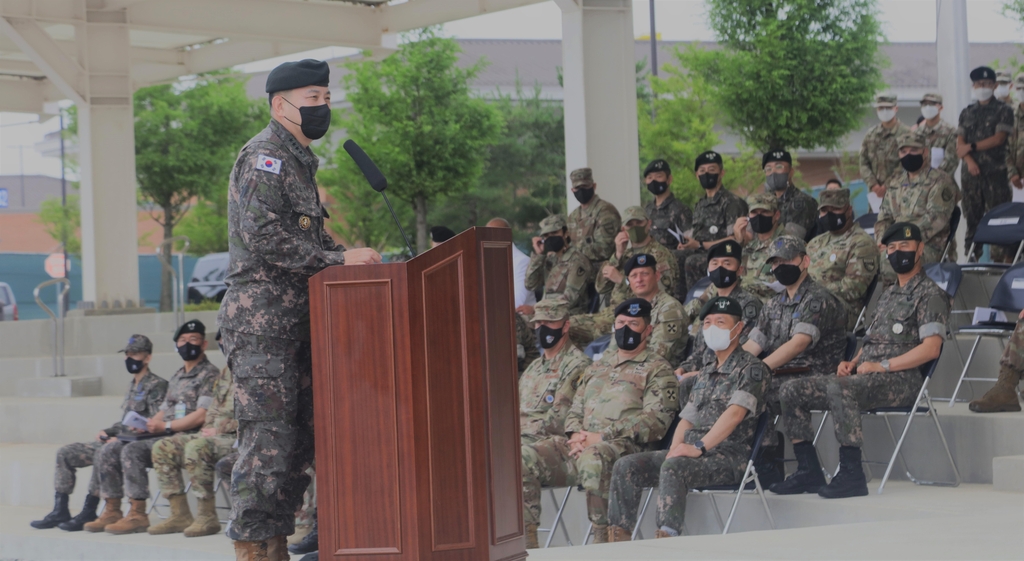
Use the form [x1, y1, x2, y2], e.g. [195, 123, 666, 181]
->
[744, 303, 759, 319]
[941, 186, 953, 202]
[255, 154, 282, 175]
[750, 364, 763, 382]
[808, 299, 822, 313]
[864, 259, 876, 272]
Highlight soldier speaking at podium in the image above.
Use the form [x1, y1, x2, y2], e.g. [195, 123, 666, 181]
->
[218, 58, 381, 559]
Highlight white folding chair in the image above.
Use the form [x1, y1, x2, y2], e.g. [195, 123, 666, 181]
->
[538, 486, 575, 548]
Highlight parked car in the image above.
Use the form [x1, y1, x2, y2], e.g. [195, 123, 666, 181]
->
[187, 252, 229, 304]
[0, 282, 17, 321]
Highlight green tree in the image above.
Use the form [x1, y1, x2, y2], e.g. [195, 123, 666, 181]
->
[1004, 0, 1024, 25]
[37, 194, 81, 257]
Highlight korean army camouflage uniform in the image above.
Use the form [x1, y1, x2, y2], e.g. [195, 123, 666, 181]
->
[521, 347, 678, 527]
[782, 269, 949, 447]
[608, 347, 768, 535]
[152, 366, 237, 500]
[218, 118, 346, 542]
[567, 168, 622, 269]
[99, 356, 218, 500]
[918, 94, 960, 177]
[1008, 76, 1024, 185]
[516, 313, 541, 376]
[53, 368, 167, 497]
[958, 97, 1016, 260]
[645, 192, 693, 251]
[525, 215, 595, 315]
[770, 184, 818, 242]
[602, 290, 688, 366]
[674, 188, 749, 300]
[741, 194, 786, 303]
[860, 101, 911, 191]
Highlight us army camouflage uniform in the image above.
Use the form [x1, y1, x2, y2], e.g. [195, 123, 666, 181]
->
[608, 348, 768, 534]
[152, 366, 236, 500]
[1007, 101, 1024, 184]
[674, 189, 749, 300]
[645, 192, 693, 250]
[958, 99, 1016, 260]
[521, 348, 678, 526]
[520, 344, 591, 445]
[516, 313, 540, 376]
[568, 194, 622, 269]
[807, 224, 879, 330]
[597, 239, 679, 305]
[742, 226, 786, 303]
[525, 245, 594, 315]
[919, 119, 960, 177]
[781, 270, 949, 447]
[860, 121, 912, 190]
[219, 119, 347, 541]
[875, 167, 958, 273]
[53, 371, 167, 496]
[602, 290, 688, 366]
[770, 185, 818, 241]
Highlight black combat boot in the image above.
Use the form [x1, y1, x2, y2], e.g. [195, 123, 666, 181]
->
[818, 446, 869, 499]
[30, 492, 71, 529]
[288, 515, 318, 555]
[755, 432, 787, 488]
[58, 493, 100, 531]
[770, 441, 827, 495]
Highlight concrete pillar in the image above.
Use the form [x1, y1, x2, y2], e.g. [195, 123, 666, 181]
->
[557, 0, 641, 214]
[936, 0, 970, 261]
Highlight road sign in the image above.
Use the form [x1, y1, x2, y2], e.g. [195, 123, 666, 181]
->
[0, 188, 8, 208]
[44, 253, 70, 278]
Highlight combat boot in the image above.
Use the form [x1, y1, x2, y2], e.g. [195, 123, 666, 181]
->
[288, 516, 318, 554]
[654, 529, 673, 539]
[524, 523, 539, 549]
[30, 492, 71, 529]
[590, 524, 608, 544]
[105, 498, 150, 534]
[267, 535, 289, 561]
[83, 497, 122, 532]
[148, 493, 193, 535]
[969, 367, 1022, 413]
[818, 446, 868, 499]
[770, 441, 827, 495]
[234, 540, 272, 561]
[754, 433, 786, 488]
[184, 494, 221, 537]
[607, 525, 631, 542]
[58, 493, 99, 531]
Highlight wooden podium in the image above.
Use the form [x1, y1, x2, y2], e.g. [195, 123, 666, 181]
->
[309, 227, 526, 561]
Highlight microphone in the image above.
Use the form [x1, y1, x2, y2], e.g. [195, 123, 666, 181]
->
[343, 140, 416, 258]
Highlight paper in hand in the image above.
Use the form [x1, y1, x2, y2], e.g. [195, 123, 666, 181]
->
[122, 411, 149, 432]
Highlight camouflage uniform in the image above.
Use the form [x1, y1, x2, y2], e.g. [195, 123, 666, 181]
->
[567, 168, 622, 269]
[524, 215, 594, 315]
[876, 162, 958, 270]
[1007, 87, 1024, 184]
[958, 98, 1016, 259]
[860, 115, 911, 192]
[601, 290, 688, 366]
[917, 94, 960, 176]
[608, 348, 768, 534]
[781, 270, 949, 447]
[645, 192, 692, 251]
[596, 207, 680, 303]
[515, 313, 540, 376]
[741, 194, 786, 303]
[674, 188, 749, 300]
[219, 118, 347, 542]
[521, 348, 678, 527]
[771, 184, 818, 241]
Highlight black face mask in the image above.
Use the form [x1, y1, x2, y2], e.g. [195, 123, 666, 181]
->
[698, 173, 719, 190]
[772, 263, 803, 286]
[537, 325, 564, 350]
[708, 266, 738, 289]
[900, 153, 924, 172]
[766, 172, 789, 191]
[573, 187, 595, 205]
[817, 211, 846, 233]
[125, 357, 145, 374]
[543, 236, 565, 254]
[177, 342, 203, 362]
[750, 214, 775, 234]
[615, 324, 644, 351]
[646, 180, 668, 196]
[283, 98, 331, 140]
[888, 249, 917, 274]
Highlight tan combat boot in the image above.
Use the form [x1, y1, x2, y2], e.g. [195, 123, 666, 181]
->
[607, 525, 631, 542]
[105, 499, 149, 534]
[590, 524, 608, 544]
[654, 529, 673, 538]
[147, 494, 193, 535]
[267, 535, 289, 561]
[233, 540, 272, 561]
[83, 498, 122, 532]
[969, 367, 1023, 413]
[183, 494, 221, 537]
[524, 523, 539, 549]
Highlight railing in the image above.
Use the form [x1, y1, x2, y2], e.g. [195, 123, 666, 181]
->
[33, 278, 71, 377]
[157, 236, 191, 328]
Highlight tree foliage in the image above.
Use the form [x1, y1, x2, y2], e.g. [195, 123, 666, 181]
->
[1004, 0, 1024, 25]
[37, 194, 81, 257]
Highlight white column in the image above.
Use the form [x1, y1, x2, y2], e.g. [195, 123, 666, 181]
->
[557, 0, 641, 214]
[935, 0, 970, 261]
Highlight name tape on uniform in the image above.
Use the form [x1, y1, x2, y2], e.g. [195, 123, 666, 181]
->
[256, 154, 282, 175]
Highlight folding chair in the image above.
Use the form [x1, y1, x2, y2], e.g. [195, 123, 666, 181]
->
[923, 262, 968, 376]
[583, 333, 611, 360]
[538, 486, 576, 548]
[963, 202, 1024, 271]
[855, 212, 878, 238]
[149, 478, 192, 518]
[214, 474, 233, 525]
[940, 207, 962, 263]
[852, 273, 880, 335]
[684, 276, 713, 305]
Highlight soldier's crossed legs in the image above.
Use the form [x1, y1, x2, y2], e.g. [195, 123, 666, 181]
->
[54, 441, 104, 496]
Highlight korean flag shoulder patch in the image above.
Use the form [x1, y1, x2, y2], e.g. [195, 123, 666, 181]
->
[256, 154, 282, 175]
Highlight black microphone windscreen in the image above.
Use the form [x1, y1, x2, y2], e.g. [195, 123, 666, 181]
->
[343, 140, 388, 192]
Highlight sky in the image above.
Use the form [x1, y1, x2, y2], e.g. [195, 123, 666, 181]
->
[1, 0, 1022, 181]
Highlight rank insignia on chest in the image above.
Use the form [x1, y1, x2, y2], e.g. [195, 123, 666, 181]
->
[710, 226, 719, 235]
[299, 215, 312, 230]
[255, 154, 282, 175]
[892, 323, 904, 334]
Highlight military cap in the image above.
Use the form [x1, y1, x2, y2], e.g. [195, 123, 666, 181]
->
[996, 70, 1012, 83]
[874, 93, 897, 107]
[118, 334, 153, 354]
[173, 319, 206, 342]
[614, 297, 653, 319]
[881, 222, 922, 244]
[621, 205, 649, 225]
[818, 188, 851, 210]
[570, 168, 594, 188]
[761, 149, 792, 168]
[533, 297, 569, 322]
[707, 240, 742, 263]
[430, 226, 455, 243]
[643, 159, 671, 177]
[624, 253, 657, 277]
[897, 129, 927, 149]
[265, 59, 330, 94]
[699, 296, 743, 321]
[694, 150, 723, 171]
[768, 235, 806, 262]
[970, 66, 996, 82]
[539, 214, 567, 235]
[1015, 72, 1024, 88]
[921, 92, 943, 104]
[747, 192, 778, 212]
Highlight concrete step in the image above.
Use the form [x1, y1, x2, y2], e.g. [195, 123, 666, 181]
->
[993, 455, 1024, 493]
[0, 397, 125, 445]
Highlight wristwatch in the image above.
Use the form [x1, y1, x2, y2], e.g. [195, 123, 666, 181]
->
[880, 360, 891, 373]
[165, 421, 173, 434]
[694, 440, 707, 456]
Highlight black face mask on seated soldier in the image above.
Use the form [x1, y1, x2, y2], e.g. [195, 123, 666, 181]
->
[750, 214, 775, 234]
[573, 187, 595, 205]
[647, 180, 668, 196]
[817, 211, 847, 234]
[698, 173, 719, 190]
[543, 235, 565, 254]
[708, 265, 738, 289]
[888, 249, 917, 274]
[536, 325, 564, 350]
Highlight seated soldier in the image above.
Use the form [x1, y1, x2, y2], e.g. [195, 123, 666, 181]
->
[733, 193, 786, 303]
[772, 223, 948, 498]
[969, 308, 1024, 413]
[523, 214, 594, 316]
[596, 206, 679, 304]
[606, 296, 769, 542]
[521, 298, 678, 544]
[603, 254, 687, 365]
[30, 335, 168, 532]
[761, 149, 818, 241]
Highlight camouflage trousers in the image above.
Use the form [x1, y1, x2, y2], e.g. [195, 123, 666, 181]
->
[295, 467, 317, 527]
[962, 167, 1013, 260]
[53, 440, 104, 495]
[97, 437, 162, 500]
[221, 328, 315, 542]
[764, 372, 822, 446]
[568, 308, 613, 350]
[998, 320, 1024, 385]
[153, 433, 235, 499]
[607, 445, 747, 534]
[521, 436, 641, 526]
[780, 370, 920, 447]
[674, 248, 709, 302]
[216, 451, 238, 481]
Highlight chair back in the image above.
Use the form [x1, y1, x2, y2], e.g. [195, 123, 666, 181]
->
[972, 202, 1024, 247]
[946, 206, 961, 248]
[659, 415, 682, 451]
[856, 212, 878, 237]
[925, 262, 963, 298]
[747, 411, 772, 464]
[861, 272, 880, 309]
[918, 342, 943, 379]
[844, 333, 859, 361]
[584, 333, 612, 359]
[988, 262, 1024, 312]
[685, 276, 713, 305]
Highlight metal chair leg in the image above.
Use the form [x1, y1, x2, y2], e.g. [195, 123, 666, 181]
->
[949, 335, 982, 407]
[631, 488, 654, 541]
[721, 461, 751, 534]
[877, 385, 927, 494]
[581, 522, 594, 545]
[540, 487, 573, 548]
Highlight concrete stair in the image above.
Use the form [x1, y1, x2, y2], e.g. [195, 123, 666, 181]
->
[993, 455, 1024, 493]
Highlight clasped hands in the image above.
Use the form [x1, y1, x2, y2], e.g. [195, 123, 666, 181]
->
[567, 431, 603, 459]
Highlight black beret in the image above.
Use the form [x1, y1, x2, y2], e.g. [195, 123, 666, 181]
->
[174, 319, 206, 341]
[699, 296, 743, 321]
[695, 150, 723, 171]
[969, 66, 996, 82]
[881, 222, 922, 244]
[643, 159, 671, 177]
[266, 59, 330, 94]
[624, 253, 657, 277]
[430, 226, 456, 243]
[614, 297, 652, 319]
[707, 240, 742, 263]
[762, 149, 792, 168]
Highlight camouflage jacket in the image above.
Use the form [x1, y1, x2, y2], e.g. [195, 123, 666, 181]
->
[104, 371, 168, 436]
[160, 355, 219, 433]
[568, 194, 622, 266]
[598, 238, 679, 302]
[918, 119, 960, 176]
[525, 245, 594, 315]
[741, 226, 786, 303]
[679, 348, 768, 450]
[201, 367, 237, 436]
[565, 347, 678, 445]
[860, 121, 912, 187]
[690, 188, 749, 243]
[861, 270, 949, 369]
[876, 167, 958, 263]
[519, 343, 591, 443]
[958, 99, 1016, 170]
[645, 192, 693, 249]
[807, 224, 879, 330]
[516, 313, 540, 376]
[747, 277, 847, 375]
[680, 282, 762, 373]
[1008, 103, 1024, 180]
[772, 185, 819, 241]
[219, 119, 345, 342]
[604, 289, 688, 366]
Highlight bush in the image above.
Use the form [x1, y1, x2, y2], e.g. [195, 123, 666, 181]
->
[184, 300, 221, 312]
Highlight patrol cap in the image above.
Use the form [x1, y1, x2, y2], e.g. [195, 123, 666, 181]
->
[898, 129, 927, 149]
[624, 253, 656, 277]
[118, 334, 153, 354]
[265, 59, 330, 94]
[874, 93, 897, 107]
[173, 319, 206, 342]
[430, 226, 455, 243]
[747, 192, 778, 212]
[694, 150, 723, 171]
[1015, 72, 1024, 88]
[921, 92, 943, 104]
[699, 296, 743, 321]
[614, 297, 652, 321]
[643, 159, 671, 177]
[706, 240, 742, 263]
[621, 205, 648, 225]
[818, 188, 851, 210]
[539, 214, 567, 235]
[767, 235, 807, 262]
[996, 69, 1012, 83]
[761, 149, 792, 168]
[570, 168, 594, 188]
[881, 222, 923, 244]
[533, 297, 569, 322]
[970, 66, 996, 82]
